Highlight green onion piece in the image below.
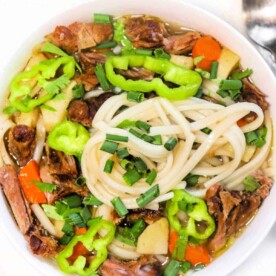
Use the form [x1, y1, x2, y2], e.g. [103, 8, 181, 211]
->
[201, 127, 212, 134]
[116, 233, 136, 246]
[60, 233, 74, 245]
[96, 41, 117, 49]
[164, 259, 182, 276]
[228, 89, 241, 100]
[111, 197, 129, 216]
[83, 194, 103, 206]
[184, 174, 200, 187]
[74, 176, 86, 187]
[136, 184, 160, 208]
[134, 49, 152, 56]
[127, 91, 145, 103]
[210, 61, 219, 79]
[129, 219, 147, 239]
[146, 169, 157, 185]
[100, 140, 119, 154]
[135, 120, 151, 133]
[119, 159, 134, 170]
[193, 55, 204, 65]
[220, 79, 242, 90]
[141, 134, 155, 143]
[62, 195, 82, 208]
[195, 68, 210, 79]
[134, 157, 147, 172]
[117, 119, 136, 129]
[180, 261, 192, 273]
[94, 13, 112, 24]
[193, 263, 206, 271]
[62, 223, 74, 234]
[164, 137, 178, 151]
[123, 169, 142, 186]
[104, 159, 115, 173]
[80, 206, 91, 223]
[154, 48, 170, 60]
[67, 213, 84, 226]
[153, 135, 162, 145]
[106, 133, 129, 142]
[194, 88, 203, 98]
[231, 68, 253, 80]
[72, 83, 85, 99]
[172, 229, 188, 260]
[30, 181, 57, 193]
[243, 175, 260, 192]
[55, 201, 69, 215]
[245, 127, 267, 147]
[42, 204, 63, 220]
[41, 41, 68, 57]
[117, 147, 129, 159]
[95, 63, 110, 91]
[217, 89, 229, 98]
[129, 128, 142, 138]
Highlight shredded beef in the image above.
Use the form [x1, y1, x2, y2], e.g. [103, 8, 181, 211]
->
[125, 16, 167, 48]
[163, 31, 201, 55]
[7, 125, 36, 167]
[116, 67, 155, 81]
[29, 234, 58, 257]
[99, 256, 162, 276]
[206, 171, 273, 254]
[47, 22, 113, 53]
[125, 209, 164, 225]
[74, 72, 99, 91]
[78, 52, 107, 72]
[239, 78, 268, 111]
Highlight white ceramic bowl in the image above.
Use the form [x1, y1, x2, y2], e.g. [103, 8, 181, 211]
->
[0, 0, 275, 275]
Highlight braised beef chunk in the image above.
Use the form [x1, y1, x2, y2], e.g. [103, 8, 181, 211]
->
[78, 52, 107, 72]
[116, 67, 155, 81]
[239, 78, 268, 111]
[0, 165, 32, 234]
[99, 256, 162, 276]
[29, 233, 58, 257]
[163, 31, 201, 54]
[206, 171, 273, 254]
[68, 93, 112, 127]
[125, 16, 167, 48]
[7, 125, 36, 167]
[74, 72, 99, 91]
[47, 22, 113, 53]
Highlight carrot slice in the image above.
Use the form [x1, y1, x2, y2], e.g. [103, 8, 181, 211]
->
[67, 242, 90, 262]
[192, 36, 221, 71]
[18, 160, 47, 204]
[169, 231, 179, 254]
[75, 227, 87, 235]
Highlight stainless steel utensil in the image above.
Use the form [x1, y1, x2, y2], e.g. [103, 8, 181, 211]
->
[243, 0, 276, 73]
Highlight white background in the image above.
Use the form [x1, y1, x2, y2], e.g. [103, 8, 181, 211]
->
[0, 0, 275, 275]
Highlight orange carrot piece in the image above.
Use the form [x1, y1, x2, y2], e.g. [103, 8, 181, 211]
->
[67, 242, 90, 262]
[185, 243, 211, 266]
[18, 160, 47, 204]
[169, 231, 179, 254]
[75, 227, 87, 235]
[192, 36, 221, 71]
[237, 118, 248, 127]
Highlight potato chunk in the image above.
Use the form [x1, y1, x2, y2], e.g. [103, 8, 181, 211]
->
[137, 217, 169, 254]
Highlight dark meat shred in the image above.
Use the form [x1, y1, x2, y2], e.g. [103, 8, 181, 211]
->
[116, 67, 155, 81]
[29, 234, 58, 257]
[46, 22, 113, 53]
[99, 256, 162, 276]
[239, 78, 268, 111]
[78, 52, 107, 72]
[7, 125, 36, 167]
[163, 31, 201, 54]
[74, 72, 99, 91]
[126, 209, 163, 225]
[206, 171, 273, 254]
[125, 16, 168, 48]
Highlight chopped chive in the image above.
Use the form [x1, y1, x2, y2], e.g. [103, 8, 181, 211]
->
[104, 159, 115, 173]
[245, 127, 267, 147]
[117, 119, 136, 129]
[127, 91, 144, 103]
[129, 128, 142, 138]
[62, 195, 82, 208]
[210, 61, 219, 79]
[228, 89, 241, 100]
[146, 169, 157, 185]
[136, 184, 160, 208]
[31, 181, 57, 193]
[134, 49, 152, 56]
[180, 261, 192, 273]
[74, 176, 86, 187]
[220, 79, 242, 90]
[80, 206, 91, 223]
[164, 137, 178, 151]
[83, 194, 103, 206]
[117, 147, 129, 159]
[60, 233, 74, 245]
[243, 175, 260, 192]
[164, 259, 181, 276]
[231, 68, 253, 80]
[193, 55, 205, 65]
[100, 140, 119, 154]
[154, 48, 170, 59]
[135, 120, 151, 133]
[68, 213, 84, 226]
[62, 223, 74, 234]
[72, 83, 85, 99]
[141, 134, 155, 143]
[217, 89, 229, 98]
[172, 229, 188, 260]
[134, 157, 147, 171]
[193, 263, 206, 271]
[96, 41, 117, 49]
[94, 13, 112, 24]
[95, 63, 110, 91]
[152, 135, 162, 145]
[106, 133, 129, 142]
[119, 159, 134, 170]
[123, 169, 142, 186]
[116, 233, 136, 246]
[194, 88, 203, 98]
[195, 68, 210, 79]
[111, 197, 128, 216]
[184, 173, 200, 187]
[201, 127, 212, 134]
[129, 219, 147, 239]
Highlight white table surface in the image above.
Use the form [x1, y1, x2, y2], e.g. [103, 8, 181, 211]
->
[0, 0, 275, 275]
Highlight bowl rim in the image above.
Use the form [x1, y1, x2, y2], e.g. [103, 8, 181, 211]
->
[0, 0, 275, 275]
